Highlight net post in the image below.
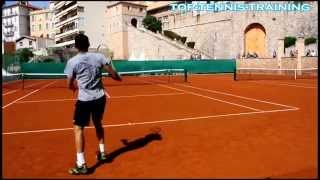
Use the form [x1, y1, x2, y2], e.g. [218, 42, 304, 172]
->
[168, 69, 171, 83]
[184, 69, 188, 82]
[294, 69, 297, 80]
[233, 68, 237, 81]
[22, 73, 25, 89]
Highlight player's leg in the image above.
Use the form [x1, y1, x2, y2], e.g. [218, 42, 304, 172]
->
[92, 95, 107, 161]
[69, 100, 91, 175]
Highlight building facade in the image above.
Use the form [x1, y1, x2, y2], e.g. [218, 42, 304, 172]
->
[2, 2, 40, 42]
[30, 8, 54, 39]
[15, 35, 55, 50]
[105, 1, 147, 59]
[53, 1, 110, 48]
[146, 1, 318, 58]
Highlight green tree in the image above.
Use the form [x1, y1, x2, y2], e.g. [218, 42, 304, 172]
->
[16, 48, 34, 63]
[142, 15, 162, 33]
[304, 37, 317, 46]
[284, 36, 296, 48]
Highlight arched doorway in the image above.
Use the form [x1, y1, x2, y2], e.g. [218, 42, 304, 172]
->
[131, 18, 137, 28]
[244, 23, 266, 57]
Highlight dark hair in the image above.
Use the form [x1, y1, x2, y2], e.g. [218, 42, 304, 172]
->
[75, 33, 90, 52]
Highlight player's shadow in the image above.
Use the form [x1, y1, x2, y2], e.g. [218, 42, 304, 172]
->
[87, 132, 162, 174]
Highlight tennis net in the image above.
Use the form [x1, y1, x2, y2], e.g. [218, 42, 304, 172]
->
[17, 69, 187, 89]
[234, 68, 318, 81]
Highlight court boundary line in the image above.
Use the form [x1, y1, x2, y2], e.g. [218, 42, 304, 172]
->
[15, 92, 186, 104]
[250, 81, 317, 89]
[2, 107, 299, 135]
[175, 83, 299, 109]
[157, 84, 262, 112]
[2, 81, 57, 109]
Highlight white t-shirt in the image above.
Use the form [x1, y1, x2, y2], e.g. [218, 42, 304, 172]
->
[64, 52, 111, 101]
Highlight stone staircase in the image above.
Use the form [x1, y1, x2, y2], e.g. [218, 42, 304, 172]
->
[128, 25, 214, 59]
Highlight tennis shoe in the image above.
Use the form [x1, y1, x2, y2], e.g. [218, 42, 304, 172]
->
[96, 151, 108, 161]
[68, 164, 88, 175]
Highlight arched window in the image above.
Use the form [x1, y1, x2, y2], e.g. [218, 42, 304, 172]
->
[244, 23, 266, 57]
[131, 18, 137, 28]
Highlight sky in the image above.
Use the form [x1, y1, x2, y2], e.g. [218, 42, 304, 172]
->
[4, 1, 49, 8]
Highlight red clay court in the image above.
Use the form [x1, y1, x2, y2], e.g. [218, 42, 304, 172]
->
[2, 74, 318, 178]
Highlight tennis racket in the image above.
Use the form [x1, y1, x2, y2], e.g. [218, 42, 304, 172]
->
[96, 44, 121, 80]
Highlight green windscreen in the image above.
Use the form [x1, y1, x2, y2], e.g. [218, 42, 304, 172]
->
[21, 59, 236, 74]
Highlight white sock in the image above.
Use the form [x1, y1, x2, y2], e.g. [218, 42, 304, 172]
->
[76, 152, 85, 167]
[99, 144, 105, 153]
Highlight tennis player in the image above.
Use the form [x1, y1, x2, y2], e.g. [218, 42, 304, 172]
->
[64, 33, 121, 175]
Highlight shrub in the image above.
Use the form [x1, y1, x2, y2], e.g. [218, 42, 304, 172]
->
[16, 48, 34, 63]
[163, 30, 181, 41]
[43, 58, 56, 62]
[305, 37, 317, 46]
[187, 42, 195, 48]
[142, 15, 162, 33]
[180, 36, 187, 44]
[284, 36, 296, 48]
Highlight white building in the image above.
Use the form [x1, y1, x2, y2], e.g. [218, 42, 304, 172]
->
[2, 2, 40, 42]
[49, 1, 55, 39]
[15, 35, 55, 50]
[2, 31, 4, 54]
[53, 1, 110, 48]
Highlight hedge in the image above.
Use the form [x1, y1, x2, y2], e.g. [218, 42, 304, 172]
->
[305, 37, 317, 46]
[163, 30, 181, 41]
[284, 36, 296, 48]
[187, 42, 195, 48]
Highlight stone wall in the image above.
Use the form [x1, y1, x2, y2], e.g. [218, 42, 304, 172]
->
[281, 57, 297, 69]
[237, 57, 318, 69]
[236, 58, 278, 69]
[301, 56, 318, 69]
[160, 1, 318, 59]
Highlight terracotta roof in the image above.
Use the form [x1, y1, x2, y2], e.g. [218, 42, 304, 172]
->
[16, 35, 54, 42]
[16, 35, 36, 42]
[4, 3, 41, 10]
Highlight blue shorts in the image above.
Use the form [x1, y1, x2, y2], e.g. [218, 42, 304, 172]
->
[73, 95, 106, 127]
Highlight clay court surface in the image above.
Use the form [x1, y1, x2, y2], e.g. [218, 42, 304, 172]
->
[2, 74, 318, 178]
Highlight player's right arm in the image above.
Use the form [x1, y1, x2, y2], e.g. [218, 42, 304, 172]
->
[99, 54, 121, 81]
[103, 64, 122, 81]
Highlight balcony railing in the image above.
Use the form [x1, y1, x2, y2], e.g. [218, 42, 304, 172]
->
[2, 12, 18, 17]
[55, 2, 77, 18]
[4, 31, 14, 37]
[55, 28, 79, 39]
[4, 23, 14, 28]
[55, 15, 79, 29]
[57, 9, 77, 23]
[54, 1, 66, 9]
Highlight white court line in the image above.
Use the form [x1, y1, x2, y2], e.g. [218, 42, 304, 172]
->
[111, 92, 185, 99]
[176, 83, 299, 109]
[251, 81, 317, 89]
[3, 81, 46, 96]
[15, 92, 186, 104]
[157, 84, 262, 112]
[2, 107, 299, 135]
[2, 81, 57, 109]
[16, 98, 75, 104]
